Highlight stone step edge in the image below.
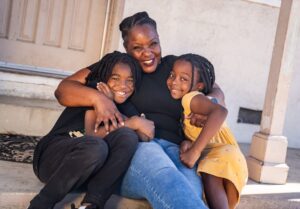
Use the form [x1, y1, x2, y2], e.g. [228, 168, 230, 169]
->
[0, 192, 152, 209]
[0, 95, 63, 110]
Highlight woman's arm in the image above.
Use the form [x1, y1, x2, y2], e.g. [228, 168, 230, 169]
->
[208, 83, 226, 107]
[180, 94, 227, 168]
[55, 68, 123, 132]
[188, 82, 225, 127]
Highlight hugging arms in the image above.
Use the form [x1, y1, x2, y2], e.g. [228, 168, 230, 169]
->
[53, 11, 227, 209]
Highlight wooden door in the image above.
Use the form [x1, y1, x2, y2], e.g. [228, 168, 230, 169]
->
[0, 0, 108, 71]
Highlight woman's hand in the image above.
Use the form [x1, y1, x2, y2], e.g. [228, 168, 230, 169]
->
[92, 94, 124, 133]
[97, 82, 114, 100]
[186, 113, 207, 127]
[55, 68, 124, 132]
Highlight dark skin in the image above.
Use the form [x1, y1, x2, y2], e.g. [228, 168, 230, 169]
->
[168, 60, 232, 209]
[55, 23, 225, 133]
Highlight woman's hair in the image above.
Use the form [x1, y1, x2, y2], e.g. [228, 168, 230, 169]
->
[119, 11, 157, 43]
[86, 51, 142, 88]
[177, 53, 215, 95]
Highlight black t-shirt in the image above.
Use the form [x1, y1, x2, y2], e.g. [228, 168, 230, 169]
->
[120, 55, 183, 144]
[46, 107, 88, 137]
[33, 106, 89, 175]
[43, 55, 182, 145]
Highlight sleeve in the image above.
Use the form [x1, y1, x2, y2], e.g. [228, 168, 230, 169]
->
[85, 80, 97, 89]
[181, 91, 202, 115]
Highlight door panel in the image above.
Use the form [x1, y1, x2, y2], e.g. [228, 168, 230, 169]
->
[0, 0, 107, 71]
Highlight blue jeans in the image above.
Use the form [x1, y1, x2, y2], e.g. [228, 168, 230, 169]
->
[120, 138, 208, 209]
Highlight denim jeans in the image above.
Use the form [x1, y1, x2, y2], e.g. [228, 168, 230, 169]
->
[120, 138, 208, 209]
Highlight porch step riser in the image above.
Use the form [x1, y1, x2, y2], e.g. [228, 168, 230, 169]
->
[0, 102, 62, 136]
[1, 192, 298, 209]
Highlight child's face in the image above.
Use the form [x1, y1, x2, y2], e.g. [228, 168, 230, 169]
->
[107, 63, 134, 104]
[167, 60, 201, 99]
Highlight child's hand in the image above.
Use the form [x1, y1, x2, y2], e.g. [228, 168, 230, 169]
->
[180, 140, 193, 154]
[97, 82, 114, 100]
[126, 114, 155, 141]
[136, 114, 155, 141]
[180, 148, 201, 168]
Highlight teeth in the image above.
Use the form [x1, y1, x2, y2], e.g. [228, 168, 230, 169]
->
[143, 60, 153, 64]
[116, 91, 126, 96]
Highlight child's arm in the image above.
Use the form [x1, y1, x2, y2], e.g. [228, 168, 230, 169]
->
[124, 115, 155, 141]
[180, 94, 228, 168]
[85, 109, 155, 141]
[187, 83, 225, 128]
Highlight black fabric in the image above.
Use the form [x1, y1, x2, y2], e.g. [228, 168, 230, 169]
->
[90, 55, 184, 144]
[30, 92, 139, 209]
[129, 55, 184, 144]
[30, 128, 138, 209]
[32, 106, 89, 175]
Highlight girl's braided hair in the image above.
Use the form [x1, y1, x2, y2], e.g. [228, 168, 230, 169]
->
[86, 51, 142, 88]
[177, 53, 215, 94]
[119, 11, 157, 43]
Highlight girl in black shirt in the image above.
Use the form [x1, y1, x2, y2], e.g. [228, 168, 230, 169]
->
[29, 51, 153, 209]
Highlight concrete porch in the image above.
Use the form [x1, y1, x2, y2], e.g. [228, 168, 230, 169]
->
[0, 143, 299, 209]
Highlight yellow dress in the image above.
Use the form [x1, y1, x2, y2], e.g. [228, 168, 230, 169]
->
[182, 91, 248, 207]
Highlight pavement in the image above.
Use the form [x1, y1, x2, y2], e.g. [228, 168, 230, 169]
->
[0, 143, 299, 209]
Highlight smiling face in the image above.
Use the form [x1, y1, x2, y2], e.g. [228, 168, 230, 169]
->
[167, 60, 203, 99]
[124, 24, 161, 74]
[107, 63, 134, 104]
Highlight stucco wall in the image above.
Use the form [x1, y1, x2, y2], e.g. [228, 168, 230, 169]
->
[284, 41, 300, 148]
[120, 0, 300, 148]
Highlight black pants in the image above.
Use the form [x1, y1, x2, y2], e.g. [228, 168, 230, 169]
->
[30, 127, 138, 209]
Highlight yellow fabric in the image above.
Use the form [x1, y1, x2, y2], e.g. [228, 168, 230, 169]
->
[182, 91, 248, 205]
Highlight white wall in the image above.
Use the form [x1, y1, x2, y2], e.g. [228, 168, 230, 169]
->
[121, 0, 300, 148]
[284, 41, 300, 148]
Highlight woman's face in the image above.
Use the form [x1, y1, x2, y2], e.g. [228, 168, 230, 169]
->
[124, 24, 161, 74]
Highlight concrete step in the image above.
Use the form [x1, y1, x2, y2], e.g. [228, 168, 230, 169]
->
[1, 157, 299, 209]
[0, 95, 63, 136]
[1, 143, 300, 209]
[0, 160, 151, 209]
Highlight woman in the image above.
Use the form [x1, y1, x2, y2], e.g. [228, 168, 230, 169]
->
[55, 12, 224, 209]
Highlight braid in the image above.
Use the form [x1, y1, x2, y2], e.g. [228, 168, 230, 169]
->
[119, 11, 157, 43]
[177, 53, 215, 95]
[86, 51, 142, 88]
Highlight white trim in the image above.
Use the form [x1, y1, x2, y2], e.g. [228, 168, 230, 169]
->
[244, 0, 281, 7]
[0, 61, 71, 79]
[100, 0, 112, 57]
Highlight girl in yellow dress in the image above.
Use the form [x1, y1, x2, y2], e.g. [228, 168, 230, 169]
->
[166, 53, 248, 209]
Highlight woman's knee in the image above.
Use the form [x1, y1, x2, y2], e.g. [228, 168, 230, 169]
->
[129, 141, 178, 176]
